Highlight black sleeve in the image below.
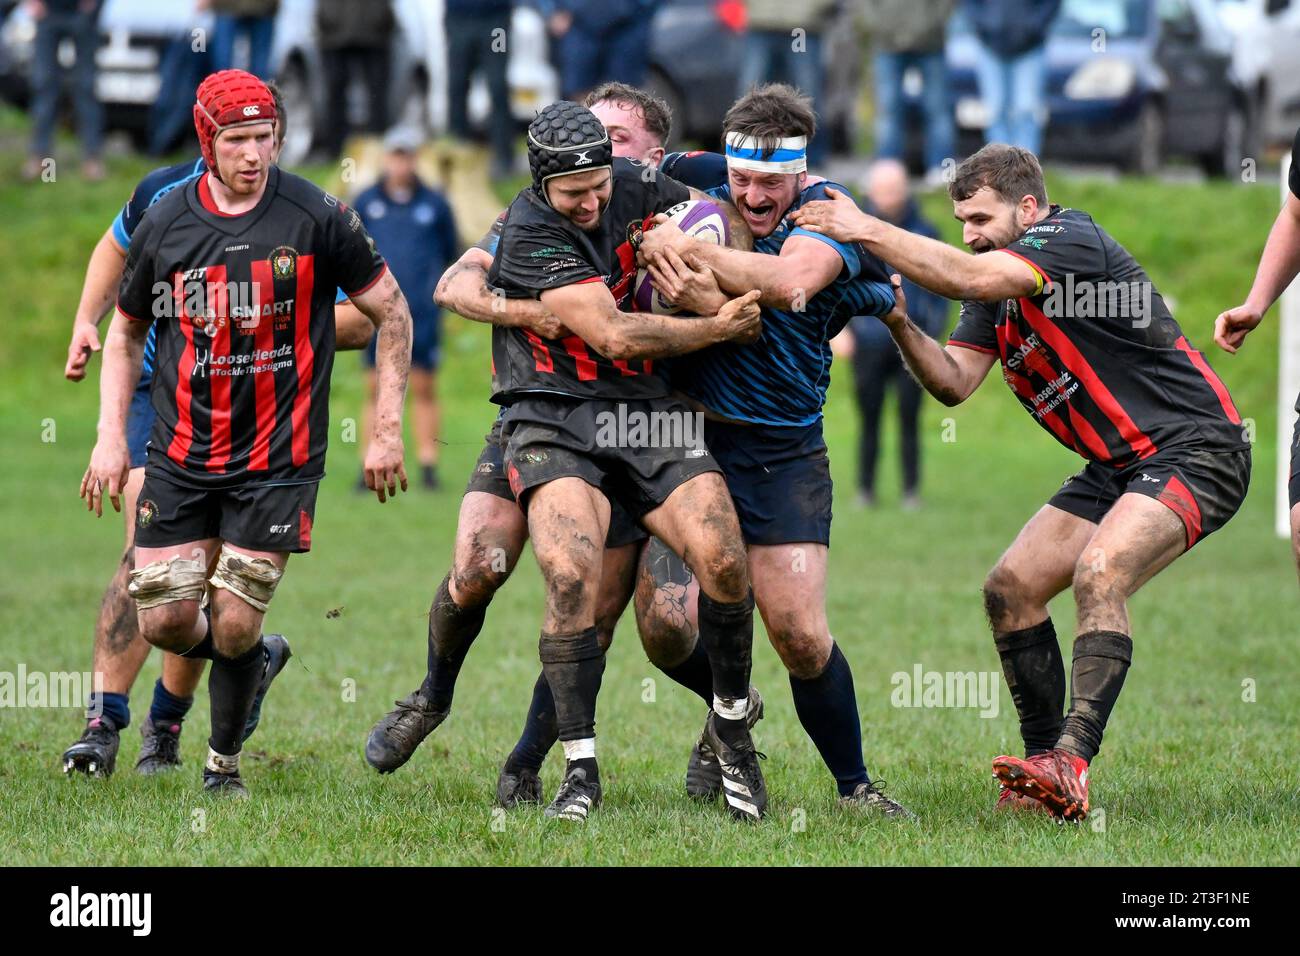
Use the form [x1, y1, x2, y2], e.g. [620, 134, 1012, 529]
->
[1290, 126, 1300, 200]
[116, 212, 162, 324]
[324, 198, 387, 297]
[490, 221, 600, 297]
[1003, 214, 1106, 287]
[947, 299, 999, 354]
[647, 167, 691, 215]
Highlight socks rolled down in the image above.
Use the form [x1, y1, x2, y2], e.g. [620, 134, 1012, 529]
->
[538, 626, 604, 751]
[421, 574, 489, 713]
[994, 618, 1066, 757]
[207, 637, 265, 758]
[88, 691, 130, 730]
[789, 642, 869, 797]
[148, 678, 194, 725]
[1057, 630, 1133, 763]
[654, 637, 714, 706]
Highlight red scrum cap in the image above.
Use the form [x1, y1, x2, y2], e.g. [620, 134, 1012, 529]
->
[193, 69, 277, 181]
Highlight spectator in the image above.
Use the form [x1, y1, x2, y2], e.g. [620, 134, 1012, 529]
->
[861, 0, 956, 185]
[846, 158, 949, 509]
[738, 0, 837, 166]
[23, 0, 105, 182]
[445, 0, 515, 181]
[148, 8, 212, 155]
[202, 0, 278, 80]
[540, 0, 655, 100]
[318, 0, 395, 157]
[962, 0, 1061, 154]
[354, 128, 459, 492]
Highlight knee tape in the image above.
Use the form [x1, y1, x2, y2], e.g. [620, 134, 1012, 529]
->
[209, 546, 283, 612]
[128, 556, 208, 610]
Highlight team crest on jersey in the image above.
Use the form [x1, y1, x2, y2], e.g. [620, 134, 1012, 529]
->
[137, 499, 158, 528]
[626, 219, 645, 249]
[269, 245, 298, 280]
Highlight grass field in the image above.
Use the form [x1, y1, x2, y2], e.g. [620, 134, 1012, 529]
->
[1, 131, 1298, 866]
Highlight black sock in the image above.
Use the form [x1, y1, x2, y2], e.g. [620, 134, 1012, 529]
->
[789, 643, 869, 796]
[207, 638, 265, 757]
[1057, 630, 1132, 762]
[504, 670, 559, 774]
[538, 626, 604, 743]
[696, 589, 753, 701]
[994, 618, 1066, 757]
[654, 637, 714, 705]
[419, 574, 489, 712]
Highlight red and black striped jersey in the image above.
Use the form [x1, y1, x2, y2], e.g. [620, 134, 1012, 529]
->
[949, 206, 1247, 467]
[486, 158, 691, 402]
[116, 167, 386, 488]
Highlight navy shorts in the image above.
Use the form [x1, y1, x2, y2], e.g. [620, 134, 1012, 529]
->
[126, 381, 154, 469]
[365, 312, 441, 371]
[705, 418, 833, 546]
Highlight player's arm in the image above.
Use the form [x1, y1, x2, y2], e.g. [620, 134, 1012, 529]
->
[66, 228, 128, 381]
[789, 186, 1040, 301]
[349, 270, 411, 502]
[539, 282, 761, 361]
[1215, 190, 1300, 353]
[435, 247, 571, 339]
[82, 306, 149, 516]
[333, 298, 375, 350]
[883, 275, 997, 406]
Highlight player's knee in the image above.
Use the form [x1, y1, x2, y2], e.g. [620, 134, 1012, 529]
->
[128, 555, 207, 619]
[452, 562, 508, 608]
[768, 622, 830, 680]
[982, 565, 1022, 629]
[137, 603, 198, 651]
[545, 566, 593, 623]
[696, 541, 748, 601]
[210, 546, 283, 614]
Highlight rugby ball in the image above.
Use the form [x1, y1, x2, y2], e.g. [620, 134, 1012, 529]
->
[633, 199, 730, 315]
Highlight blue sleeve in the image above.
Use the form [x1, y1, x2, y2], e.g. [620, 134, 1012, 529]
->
[113, 159, 200, 250]
[336, 288, 347, 304]
[790, 181, 865, 280]
[661, 151, 728, 191]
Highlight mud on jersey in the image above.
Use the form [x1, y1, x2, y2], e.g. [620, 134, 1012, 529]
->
[948, 205, 1247, 467]
[486, 158, 691, 403]
[116, 166, 387, 488]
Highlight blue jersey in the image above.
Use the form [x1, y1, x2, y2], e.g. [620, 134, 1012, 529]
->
[113, 157, 207, 387]
[353, 178, 458, 323]
[673, 180, 896, 427]
[661, 150, 728, 191]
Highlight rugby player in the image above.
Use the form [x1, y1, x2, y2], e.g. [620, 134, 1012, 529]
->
[791, 144, 1251, 819]
[487, 100, 766, 823]
[61, 83, 374, 778]
[81, 69, 412, 798]
[1215, 127, 1300, 574]
[362, 84, 752, 810]
[631, 83, 912, 817]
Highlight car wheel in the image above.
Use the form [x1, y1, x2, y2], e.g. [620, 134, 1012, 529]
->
[1125, 101, 1163, 176]
[1201, 99, 1254, 180]
[276, 59, 316, 168]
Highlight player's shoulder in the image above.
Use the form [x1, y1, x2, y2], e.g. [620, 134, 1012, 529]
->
[500, 186, 573, 243]
[271, 167, 351, 223]
[132, 156, 205, 206]
[797, 179, 854, 207]
[660, 150, 727, 191]
[130, 172, 198, 238]
[1012, 205, 1102, 254]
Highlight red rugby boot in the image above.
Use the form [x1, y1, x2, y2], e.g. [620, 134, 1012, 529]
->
[992, 749, 1089, 820]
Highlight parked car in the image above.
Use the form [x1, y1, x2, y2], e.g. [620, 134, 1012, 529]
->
[944, 0, 1255, 176]
[1215, 0, 1300, 148]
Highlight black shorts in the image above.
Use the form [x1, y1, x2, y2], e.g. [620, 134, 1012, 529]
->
[705, 417, 833, 546]
[1049, 444, 1251, 550]
[465, 411, 648, 548]
[134, 471, 320, 554]
[501, 395, 721, 528]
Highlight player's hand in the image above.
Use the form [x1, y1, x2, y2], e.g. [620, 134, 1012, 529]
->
[646, 247, 727, 315]
[882, 274, 908, 332]
[526, 310, 571, 340]
[789, 186, 874, 243]
[80, 437, 129, 517]
[637, 216, 691, 264]
[65, 321, 102, 381]
[364, 430, 408, 503]
[1214, 304, 1263, 354]
[716, 289, 762, 345]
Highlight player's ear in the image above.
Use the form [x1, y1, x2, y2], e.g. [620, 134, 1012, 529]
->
[648, 147, 665, 167]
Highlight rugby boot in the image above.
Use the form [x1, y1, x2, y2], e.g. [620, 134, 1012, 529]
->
[135, 717, 183, 774]
[684, 685, 764, 800]
[62, 716, 120, 778]
[993, 748, 1090, 821]
[365, 686, 448, 773]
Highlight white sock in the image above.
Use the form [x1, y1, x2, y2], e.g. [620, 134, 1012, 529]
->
[206, 747, 240, 775]
[714, 695, 749, 722]
[562, 737, 596, 762]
